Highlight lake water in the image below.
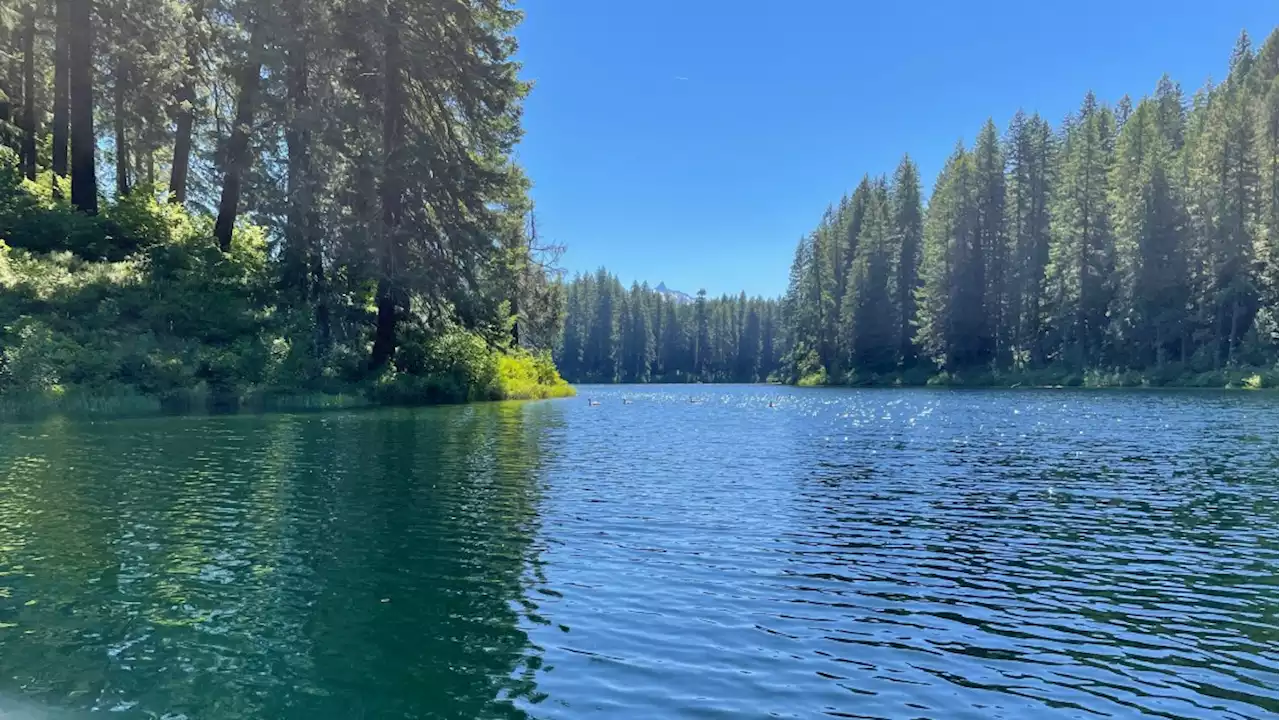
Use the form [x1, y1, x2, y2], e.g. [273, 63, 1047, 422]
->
[0, 386, 1276, 719]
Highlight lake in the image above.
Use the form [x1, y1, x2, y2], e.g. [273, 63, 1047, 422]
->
[0, 385, 1276, 719]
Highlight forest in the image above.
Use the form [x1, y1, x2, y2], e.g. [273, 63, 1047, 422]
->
[557, 30, 1278, 389]
[0, 0, 571, 412]
[554, 271, 782, 383]
[0, 2, 1275, 410]
[779, 30, 1278, 387]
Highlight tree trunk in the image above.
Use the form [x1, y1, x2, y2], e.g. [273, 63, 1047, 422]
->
[371, 280, 398, 371]
[133, 128, 145, 190]
[213, 17, 264, 252]
[0, 27, 11, 145]
[312, 255, 330, 352]
[1227, 298, 1242, 366]
[114, 60, 129, 196]
[52, 0, 69, 184]
[282, 1, 313, 298]
[20, 2, 36, 180]
[369, 0, 404, 370]
[69, 0, 97, 214]
[168, 1, 201, 204]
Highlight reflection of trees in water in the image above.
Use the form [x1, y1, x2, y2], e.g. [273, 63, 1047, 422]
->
[0, 402, 564, 719]
[297, 402, 560, 719]
[0, 417, 151, 709]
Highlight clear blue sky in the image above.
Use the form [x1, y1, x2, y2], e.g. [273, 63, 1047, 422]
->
[514, 0, 1276, 298]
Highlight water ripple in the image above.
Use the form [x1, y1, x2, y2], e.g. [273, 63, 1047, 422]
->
[0, 388, 1274, 719]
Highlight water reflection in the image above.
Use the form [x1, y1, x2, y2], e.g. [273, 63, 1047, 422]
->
[1, 388, 1276, 720]
[0, 402, 563, 719]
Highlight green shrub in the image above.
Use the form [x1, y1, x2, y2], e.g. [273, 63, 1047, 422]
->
[492, 350, 575, 400]
[797, 367, 828, 387]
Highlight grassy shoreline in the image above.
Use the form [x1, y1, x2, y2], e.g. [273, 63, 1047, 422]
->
[0, 373, 576, 423]
[0, 179, 575, 422]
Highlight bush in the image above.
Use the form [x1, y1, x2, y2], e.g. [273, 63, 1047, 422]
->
[492, 350, 575, 400]
[796, 367, 828, 387]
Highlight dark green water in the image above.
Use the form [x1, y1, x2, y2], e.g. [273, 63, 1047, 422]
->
[0, 386, 1276, 719]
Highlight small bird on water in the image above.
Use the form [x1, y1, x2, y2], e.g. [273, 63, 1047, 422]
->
[588, 399, 600, 406]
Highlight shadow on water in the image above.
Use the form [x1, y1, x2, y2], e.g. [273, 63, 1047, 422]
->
[0, 401, 565, 719]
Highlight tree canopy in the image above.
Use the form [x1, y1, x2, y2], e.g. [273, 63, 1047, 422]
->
[779, 29, 1278, 386]
[0, 0, 571, 407]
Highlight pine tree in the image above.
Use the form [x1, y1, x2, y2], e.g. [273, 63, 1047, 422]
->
[51, 0, 68, 187]
[836, 177, 872, 330]
[18, 2, 34, 180]
[212, 6, 267, 251]
[1004, 112, 1056, 366]
[68, 0, 97, 213]
[1185, 33, 1261, 367]
[739, 303, 762, 381]
[621, 282, 652, 382]
[1046, 93, 1116, 368]
[916, 143, 976, 369]
[1249, 31, 1279, 357]
[693, 289, 710, 378]
[973, 119, 1005, 365]
[842, 179, 898, 373]
[1110, 97, 1188, 368]
[557, 275, 585, 380]
[890, 155, 923, 366]
[947, 143, 986, 368]
[167, 0, 203, 203]
[662, 300, 683, 379]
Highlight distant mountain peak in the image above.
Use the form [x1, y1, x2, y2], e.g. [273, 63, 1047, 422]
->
[654, 281, 693, 305]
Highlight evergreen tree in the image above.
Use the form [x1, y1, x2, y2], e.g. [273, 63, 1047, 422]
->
[68, 0, 96, 212]
[1046, 93, 1116, 368]
[841, 178, 898, 373]
[739, 303, 761, 381]
[890, 155, 923, 366]
[1109, 97, 1188, 368]
[546, 30, 1276, 387]
[584, 269, 619, 382]
[661, 300, 684, 379]
[621, 282, 652, 382]
[1249, 32, 1279, 357]
[915, 143, 976, 369]
[973, 119, 1006, 365]
[693, 289, 710, 378]
[1184, 32, 1262, 367]
[1004, 111, 1056, 365]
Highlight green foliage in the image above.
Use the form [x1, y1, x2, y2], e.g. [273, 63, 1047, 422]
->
[555, 270, 782, 384]
[796, 367, 828, 387]
[0, 155, 572, 416]
[781, 30, 1277, 388]
[372, 329, 573, 404]
[494, 351, 576, 400]
[0, 0, 570, 417]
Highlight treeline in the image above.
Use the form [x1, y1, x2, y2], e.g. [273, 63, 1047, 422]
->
[782, 30, 1278, 386]
[555, 270, 782, 383]
[0, 0, 571, 407]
